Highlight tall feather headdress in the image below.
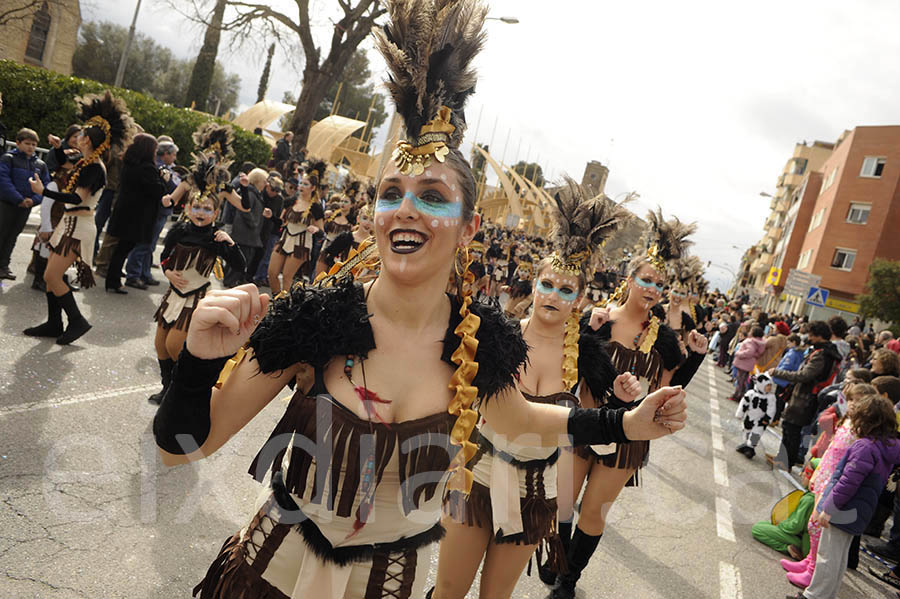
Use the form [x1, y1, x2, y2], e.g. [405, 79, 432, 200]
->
[74, 90, 135, 154]
[642, 207, 697, 274]
[373, 0, 487, 175]
[550, 176, 633, 279]
[188, 151, 233, 206]
[192, 123, 235, 159]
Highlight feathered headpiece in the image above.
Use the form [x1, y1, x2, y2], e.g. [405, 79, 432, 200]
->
[306, 160, 327, 182]
[373, 0, 487, 175]
[642, 207, 696, 274]
[188, 151, 233, 206]
[192, 123, 235, 159]
[66, 91, 135, 193]
[74, 91, 135, 154]
[549, 176, 633, 279]
[672, 255, 704, 289]
[344, 179, 361, 198]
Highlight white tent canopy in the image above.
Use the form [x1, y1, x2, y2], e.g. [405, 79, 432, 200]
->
[232, 100, 296, 133]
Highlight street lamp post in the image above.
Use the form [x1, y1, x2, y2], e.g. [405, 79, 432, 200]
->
[115, 0, 143, 88]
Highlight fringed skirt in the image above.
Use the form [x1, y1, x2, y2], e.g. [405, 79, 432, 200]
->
[154, 284, 209, 331]
[275, 226, 311, 262]
[444, 429, 567, 575]
[49, 211, 96, 288]
[194, 482, 437, 599]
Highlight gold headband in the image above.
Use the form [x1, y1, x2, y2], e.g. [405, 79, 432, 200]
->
[392, 106, 455, 176]
[550, 248, 591, 276]
[647, 244, 666, 274]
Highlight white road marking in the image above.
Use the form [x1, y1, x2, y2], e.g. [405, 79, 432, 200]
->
[0, 384, 161, 417]
[718, 561, 743, 599]
[715, 496, 736, 541]
[713, 456, 729, 486]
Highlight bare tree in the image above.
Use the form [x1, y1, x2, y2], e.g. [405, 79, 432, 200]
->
[225, 0, 386, 150]
[0, 0, 80, 29]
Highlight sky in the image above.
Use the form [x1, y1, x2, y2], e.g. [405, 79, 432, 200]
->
[86, 0, 900, 292]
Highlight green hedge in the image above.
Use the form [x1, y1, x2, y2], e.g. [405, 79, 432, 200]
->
[0, 60, 271, 170]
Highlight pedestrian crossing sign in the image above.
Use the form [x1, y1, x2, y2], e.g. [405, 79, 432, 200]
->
[806, 286, 829, 308]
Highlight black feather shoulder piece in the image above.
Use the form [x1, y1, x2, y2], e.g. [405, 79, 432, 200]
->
[373, 0, 488, 148]
[249, 278, 375, 373]
[443, 296, 528, 401]
[655, 321, 683, 371]
[577, 313, 618, 400]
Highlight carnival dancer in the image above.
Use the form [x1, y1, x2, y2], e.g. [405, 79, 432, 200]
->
[160, 123, 247, 214]
[315, 203, 374, 278]
[266, 161, 325, 295]
[324, 191, 355, 243]
[549, 208, 707, 599]
[663, 252, 701, 351]
[501, 255, 534, 319]
[147, 153, 246, 405]
[153, 3, 688, 598]
[25, 91, 135, 344]
[435, 178, 636, 599]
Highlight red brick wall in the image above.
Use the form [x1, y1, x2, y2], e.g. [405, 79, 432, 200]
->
[775, 172, 823, 294]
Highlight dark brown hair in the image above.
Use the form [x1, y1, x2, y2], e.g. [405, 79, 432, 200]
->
[16, 128, 38, 143]
[848, 368, 874, 383]
[123, 133, 158, 166]
[849, 394, 898, 442]
[873, 349, 900, 377]
[872, 376, 900, 405]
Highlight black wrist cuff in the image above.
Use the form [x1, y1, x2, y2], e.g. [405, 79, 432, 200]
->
[153, 347, 230, 455]
[567, 406, 629, 446]
[671, 350, 705, 388]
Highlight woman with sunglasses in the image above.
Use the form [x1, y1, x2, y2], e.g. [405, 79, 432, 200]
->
[550, 208, 707, 599]
[147, 153, 246, 405]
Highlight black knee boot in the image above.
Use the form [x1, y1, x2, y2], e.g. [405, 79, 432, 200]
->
[550, 527, 602, 599]
[55, 290, 91, 345]
[24, 291, 64, 337]
[31, 255, 47, 291]
[148, 358, 175, 405]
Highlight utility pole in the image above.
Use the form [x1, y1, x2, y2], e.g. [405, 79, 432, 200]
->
[115, 0, 142, 88]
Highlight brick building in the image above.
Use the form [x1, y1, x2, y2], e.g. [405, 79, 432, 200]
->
[0, 1, 81, 76]
[764, 126, 900, 318]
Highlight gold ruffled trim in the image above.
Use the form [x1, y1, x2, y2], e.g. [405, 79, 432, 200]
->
[562, 312, 580, 390]
[689, 303, 697, 324]
[446, 262, 481, 494]
[637, 315, 660, 354]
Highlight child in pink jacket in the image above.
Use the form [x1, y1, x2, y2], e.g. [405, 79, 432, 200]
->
[731, 326, 766, 401]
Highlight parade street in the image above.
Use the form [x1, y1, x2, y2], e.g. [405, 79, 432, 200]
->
[0, 239, 890, 599]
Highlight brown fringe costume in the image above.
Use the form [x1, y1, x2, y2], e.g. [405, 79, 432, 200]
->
[275, 203, 324, 262]
[154, 222, 246, 331]
[580, 318, 682, 480]
[193, 281, 527, 599]
[444, 312, 619, 575]
[48, 162, 106, 288]
[324, 218, 353, 242]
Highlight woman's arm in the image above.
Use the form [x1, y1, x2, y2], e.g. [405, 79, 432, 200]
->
[479, 381, 686, 448]
[154, 285, 300, 465]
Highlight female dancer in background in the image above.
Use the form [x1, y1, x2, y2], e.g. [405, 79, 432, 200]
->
[435, 179, 635, 599]
[25, 91, 135, 344]
[550, 208, 707, 599]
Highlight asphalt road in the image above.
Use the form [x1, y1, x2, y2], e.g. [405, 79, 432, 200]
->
[0, 235, 895, 598]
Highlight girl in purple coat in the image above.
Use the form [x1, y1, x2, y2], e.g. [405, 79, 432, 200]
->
[792, 394, 900, 599]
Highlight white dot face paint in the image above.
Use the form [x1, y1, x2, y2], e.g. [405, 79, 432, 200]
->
[450, 184, 456, 191]
[378, 218, 385, 227]
[440, 174, 447, 181]
[431, 219, 440, 227]
[455, 196, 460, 203]
[399, 256, 408, 272]
[443, 219, 449, 228]
[425, 170, 432, 177]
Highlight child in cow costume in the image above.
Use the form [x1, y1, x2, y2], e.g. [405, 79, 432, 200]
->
[736, 373, 777, 459]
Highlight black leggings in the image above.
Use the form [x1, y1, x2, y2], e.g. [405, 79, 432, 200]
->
[106, 239, 138, 289]
[781, 421, 803, 468]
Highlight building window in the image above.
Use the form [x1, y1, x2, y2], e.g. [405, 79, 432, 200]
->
[808, 207, 825, 232]
[820, 167, 838, 194]
[798, 249, 813, 269]
[831, 248, 856, 271]
[846, 202, 871, 224]
[860, 156, 886, 178]
[794, 158, 808, 175]
[24, 2, 51, 64]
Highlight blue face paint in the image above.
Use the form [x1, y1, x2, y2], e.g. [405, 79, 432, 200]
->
[376, 190, 462, 219]
[536, 279, 578, 302]
[634, 276, 664, 293]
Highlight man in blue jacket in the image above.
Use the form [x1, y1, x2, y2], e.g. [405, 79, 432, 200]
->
[0, 128, 50, 280]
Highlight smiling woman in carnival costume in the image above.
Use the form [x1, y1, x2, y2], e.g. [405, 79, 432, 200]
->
[548, 208, 708, 599]
[435, 178, 638, 599]
[153, 2, 688, 598]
